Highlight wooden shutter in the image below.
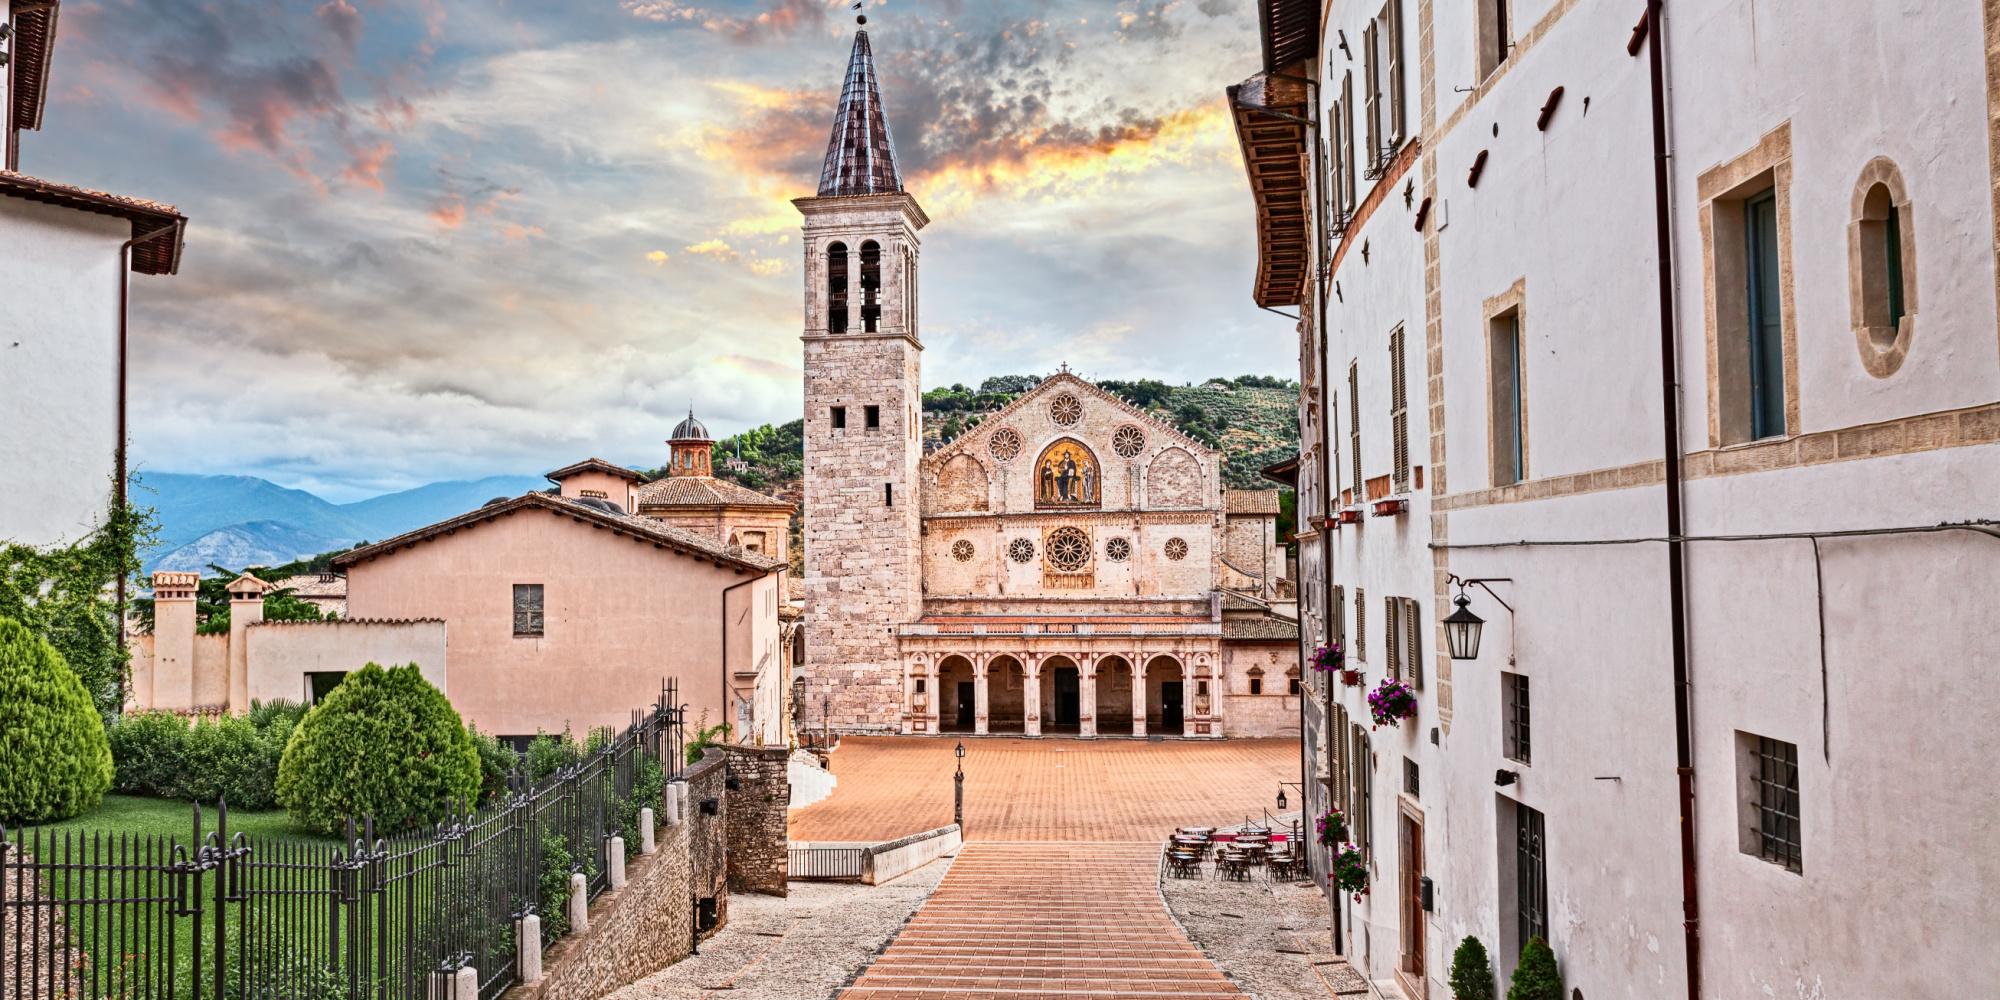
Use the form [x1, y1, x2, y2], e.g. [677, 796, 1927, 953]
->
[1392, 327, 1410, 492]
[1385, 0, 1406, 145]
[1333, 584, 1347, 653]
[1356, 587, 1367, 661]
[1349, 363, 1363, 499]
[1404, 597, 1424, 689]
[1341, 73, 1357, 211]
[1385, 595, 1402, 680]
[1362, 21, 1380, 166]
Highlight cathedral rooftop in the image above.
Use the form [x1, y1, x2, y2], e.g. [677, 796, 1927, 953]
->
[816, 28, 903, 198]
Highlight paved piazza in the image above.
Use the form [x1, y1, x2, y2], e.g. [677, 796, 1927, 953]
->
[840, 843, 1242, 1000]
[788, 736, 1302, 842]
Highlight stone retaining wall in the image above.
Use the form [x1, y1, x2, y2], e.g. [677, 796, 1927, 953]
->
[720, 744, 791, 896]
[860, 824, 961, 885]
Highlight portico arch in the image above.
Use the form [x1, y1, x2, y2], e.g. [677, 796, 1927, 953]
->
[939, 655, 975, 733]
[987, 655, 1026, 734]
[1040, 655, 1082, 734]
[1095, 656, 1135, 735]
[1145, 655, 1186, 735]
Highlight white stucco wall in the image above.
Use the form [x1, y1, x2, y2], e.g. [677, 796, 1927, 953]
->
[0, 199, 127, 548]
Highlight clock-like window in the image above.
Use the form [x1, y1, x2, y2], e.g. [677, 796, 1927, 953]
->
[1008, 538, 1036, 563]
[1104, 536, 1132, 562]
[1164, 537, 1189, 561]
[1046, 527, 1090, 572]
[1112, 424, 1146, 458]
[951, 539, 975, 562]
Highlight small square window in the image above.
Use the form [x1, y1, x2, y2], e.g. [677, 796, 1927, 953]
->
[865, 405, 881, 429]
[1403, 757, 1420, 798]
[831, 406, 847, 429]
[1288, 676, 1301, 696]
[1738, 732, 1802, 873]
[512, 584, 544, 637]
[1503, 672, 1531, 764]
[1250, 676, 1264, 696]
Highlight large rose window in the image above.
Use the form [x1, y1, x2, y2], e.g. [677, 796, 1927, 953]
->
[1046, 527, 1091, 572]
[1112, 424, 1146, 458]
[989, 427, 1022, 461]
[1050, 393, 1083, 427]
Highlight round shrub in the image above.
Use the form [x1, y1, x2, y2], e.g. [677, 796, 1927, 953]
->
[276, 663, 480, 835]
[177, 716, 279, 809]
[1449, 935, 1495, 1000]
[1507, 936, 1564, 1000]
[0, 616, 114, 823]
[108, 710, 190, 795]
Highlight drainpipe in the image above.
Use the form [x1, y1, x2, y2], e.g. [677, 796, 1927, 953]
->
[114, 222, 180, 644]
[1640, 2, 1701, 997]
[721, 573, 761, 740]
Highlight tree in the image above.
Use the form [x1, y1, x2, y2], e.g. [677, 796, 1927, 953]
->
[0, 616, 115, 823]
[1449, 936, 1496, 1000]
[1507, 936, 1563, 1000]
[276, 663, 481, 834]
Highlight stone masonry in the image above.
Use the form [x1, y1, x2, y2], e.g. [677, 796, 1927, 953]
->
[719, 743, 791, 896]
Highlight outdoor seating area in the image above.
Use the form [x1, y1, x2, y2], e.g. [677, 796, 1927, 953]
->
[1163, 821, 1308, 883]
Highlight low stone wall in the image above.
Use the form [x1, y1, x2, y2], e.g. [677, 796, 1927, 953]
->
[719, 744, 791, 896]
[860, 824, 961, 885]
[507, 751, 733, 1000]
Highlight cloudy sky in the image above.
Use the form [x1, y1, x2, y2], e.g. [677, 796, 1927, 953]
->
[27, 0, 1287, 501]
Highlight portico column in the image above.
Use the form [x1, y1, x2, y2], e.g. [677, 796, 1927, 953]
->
[927, 659, 942, 733]
[973, 655, 990, 736]
[1131, 650, 1148, 738]
[1024, 654, 1043, 738]
[1080, 654, 1099, 739]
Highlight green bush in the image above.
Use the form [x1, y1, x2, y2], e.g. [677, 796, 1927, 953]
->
[525, 731, 581, 784]
[177, 716, 278, 809]
[275, 663, 481, 835]
[1450, 936, 1496, 1000]
[0, 616, 115, 823]
[467, 728, 518, 807]
[108, 710, 190, 794]
[1508, 936, 1563, 1000]
[617, 757, 667, 858]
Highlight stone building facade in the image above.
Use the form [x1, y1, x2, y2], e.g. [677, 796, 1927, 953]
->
[798, 27, 1298, 739]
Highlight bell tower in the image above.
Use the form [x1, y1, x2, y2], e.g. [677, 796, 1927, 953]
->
[797, 23, 927, 733]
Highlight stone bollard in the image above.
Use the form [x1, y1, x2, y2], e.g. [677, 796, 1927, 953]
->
[428, 965, 478, 1000]
[567, 872, 589, 936]
[516, 915, 543, 984]
[664, 782, 684, 826]
[609, 838, 627, 890]
[640, 808, 657, 854]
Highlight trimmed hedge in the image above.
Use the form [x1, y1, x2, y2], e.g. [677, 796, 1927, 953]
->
[0, 616, 114, 823]
[1450, 936, 1496, 1000]
[107, 702, 304, 810]
[276, 664, 480, 835]
[1508, 936, 1563, 1000]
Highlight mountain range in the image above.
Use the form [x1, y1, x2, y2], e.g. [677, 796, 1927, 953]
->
[135, 472, 547, 573]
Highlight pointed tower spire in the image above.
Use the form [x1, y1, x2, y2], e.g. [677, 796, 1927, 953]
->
[817, 28, 903, 197]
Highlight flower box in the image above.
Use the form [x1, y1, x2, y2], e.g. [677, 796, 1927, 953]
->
[1339, 668, 1365, 688]
[1336, 508, 1364, 525]
[1371, 498, 1408, 517]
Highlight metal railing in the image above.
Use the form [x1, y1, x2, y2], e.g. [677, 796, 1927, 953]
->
[1, 681, 688, 1000]
[785, 847, 863, 881]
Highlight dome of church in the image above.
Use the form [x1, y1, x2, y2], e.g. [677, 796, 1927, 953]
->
[670, 410, 710, 441]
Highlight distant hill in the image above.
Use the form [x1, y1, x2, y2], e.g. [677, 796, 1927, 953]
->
[134, 472, 547, 573]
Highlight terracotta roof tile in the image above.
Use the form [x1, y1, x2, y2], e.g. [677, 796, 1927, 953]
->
[333, 492, 783, 573]
[1223, 615, 1299, 642]
[636, 475, 795, 511]
[545, 457, 642, 482]
[9, 3, 57, 133]
[0, 170, 186, 274]
[272, 574, 347, 598]
[1226, 489, 1282, 515]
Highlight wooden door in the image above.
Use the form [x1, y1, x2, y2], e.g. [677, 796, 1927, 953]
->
[955, 682, 975, 729]
[1398, 809, 1427, 998]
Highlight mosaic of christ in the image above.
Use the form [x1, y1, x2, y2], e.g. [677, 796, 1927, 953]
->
[1036, 441, 1100, 506]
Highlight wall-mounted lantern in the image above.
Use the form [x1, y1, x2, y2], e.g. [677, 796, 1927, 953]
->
[1444, 576, 1515, 661]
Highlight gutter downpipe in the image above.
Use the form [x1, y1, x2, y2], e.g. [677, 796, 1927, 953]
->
[113, 223, 178, 646]
[1642, 3, 1701, 997]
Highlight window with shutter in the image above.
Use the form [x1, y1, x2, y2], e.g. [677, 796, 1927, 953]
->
[1356, 588, 1367, 662]
[1349, 363, 1363, 500]
[1404, 597, 1424, 689]
[1391, 327, 1409, 492]
[1384, 0, 1405, 145]
[1328, 104, 1347, 228]
[1334, 584, 1347, 653]
[1385, 595, 1402, 680]
[1333, 703, 1350, 817]
[1341, 74, 1357, 212]
[512, 584, 545, 637]
[1362, 21, 1381, 171]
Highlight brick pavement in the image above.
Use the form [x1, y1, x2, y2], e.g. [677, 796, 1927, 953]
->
[789, 737, 1300, 843]
[838, 842, 1243, 1000]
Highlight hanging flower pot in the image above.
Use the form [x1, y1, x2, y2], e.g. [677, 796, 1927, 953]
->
[1339, 668, 1365, 688]
[1309, 643, 1345, 674]
[1367, 678, 1418, 728]
[1331, 842, 1370, 901]
[1315, 807, 1349, 847]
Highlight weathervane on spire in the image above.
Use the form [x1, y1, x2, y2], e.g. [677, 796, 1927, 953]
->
[852, 1, 867, 26]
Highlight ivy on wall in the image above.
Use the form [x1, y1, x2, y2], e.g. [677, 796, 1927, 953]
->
[0, 493, 154, 721]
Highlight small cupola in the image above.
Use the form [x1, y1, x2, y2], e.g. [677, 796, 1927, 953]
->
[669, 409, 715, 478]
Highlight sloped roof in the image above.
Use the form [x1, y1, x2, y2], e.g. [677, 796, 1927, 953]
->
[923, 372, 1220, 472]
[9, 2, 58, 134]
[333, 492, 783, 573]
[1257, 0, 1319, 73]
[0, 170, 186, 274]
[1226, 489, 1282, 515]
[817, 29, 903, 198]
[1223, 615, 1300, 642]
[273, 574, 346, 598]
[545, 457, 642, 483]
[637, 475, 796, 511]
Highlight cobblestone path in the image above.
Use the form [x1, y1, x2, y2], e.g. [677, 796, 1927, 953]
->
[839, 842, 1243, 1000]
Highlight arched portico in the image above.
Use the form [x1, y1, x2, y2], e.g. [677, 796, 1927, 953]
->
[1145, 654, 1186, 736]
[1095, 655, 1135, 735]
[1040, 655, 1083, 734]
[939, 655, 975, 733]
[987, 655, 1027, 734]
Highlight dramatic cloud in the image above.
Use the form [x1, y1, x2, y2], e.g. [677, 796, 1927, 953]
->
[25, 0, 1280, 499]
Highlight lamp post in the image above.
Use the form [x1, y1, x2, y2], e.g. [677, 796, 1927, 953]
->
[954, 741, 967, 834]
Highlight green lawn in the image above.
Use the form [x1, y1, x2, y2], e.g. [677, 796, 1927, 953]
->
[22, 793, 333, 844]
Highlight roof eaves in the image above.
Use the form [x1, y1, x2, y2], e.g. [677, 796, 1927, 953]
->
[0, 170, 187, 275]
[10, 2, 59, 134]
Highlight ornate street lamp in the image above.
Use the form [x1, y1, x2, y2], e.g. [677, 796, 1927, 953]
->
[1276, 785, 1288, 811]
[1444, 576, 1515, 661]
[954, 741, 967, 834]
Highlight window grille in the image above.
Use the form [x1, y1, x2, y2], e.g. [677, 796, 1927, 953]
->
[1391, 327, 1410, 492]
[512, 584, 544, 637]
[1516, 804, 1547, 947]
[1403, 757, 1419, 799]
[1752, 736, 1802, 873]
[1504, 672, 1531, 764]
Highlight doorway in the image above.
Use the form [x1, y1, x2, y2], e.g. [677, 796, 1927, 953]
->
[956, 682, 975, 730]
[1398, 807, 1428, 998]
[938, 656, 975, 733]
[1052, 667, 1081, 730]
[1161, 682, 1184, 731]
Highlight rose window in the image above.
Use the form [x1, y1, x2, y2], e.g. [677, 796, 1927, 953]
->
[1104, 536, 1132, 562]
[1046, 527, 1091, 571]
[989, 427, 1022, 461]
[951, 540, 975, 562]
[1008, 538, 1036, 563]
[1164, 537, 1189, 561]
[1050, 393, 1083, 427]
[1112, 424, 1146, 458]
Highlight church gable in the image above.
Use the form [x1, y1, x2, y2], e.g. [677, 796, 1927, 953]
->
[922, 373, 1219, 515]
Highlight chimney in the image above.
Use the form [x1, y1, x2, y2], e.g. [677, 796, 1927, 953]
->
[150, 571, 200, 711]
[226, 573, 271, 713]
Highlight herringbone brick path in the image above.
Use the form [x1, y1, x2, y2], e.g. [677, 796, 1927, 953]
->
[838, 842, 1243, 1000]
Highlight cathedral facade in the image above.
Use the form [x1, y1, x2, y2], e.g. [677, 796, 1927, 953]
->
[797, 28, 1297, 738]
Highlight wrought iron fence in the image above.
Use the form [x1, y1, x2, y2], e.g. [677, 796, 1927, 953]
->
[1, 681, 688, 1000]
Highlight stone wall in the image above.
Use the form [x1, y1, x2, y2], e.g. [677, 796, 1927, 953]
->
[685, 751, 731, 929]
[720, 744, 791, 896]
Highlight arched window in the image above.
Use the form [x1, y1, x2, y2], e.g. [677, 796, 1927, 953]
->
[826, 241, 849, 334]
[860, 240, 882, 333]
[1848, 159, 1917, 377]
